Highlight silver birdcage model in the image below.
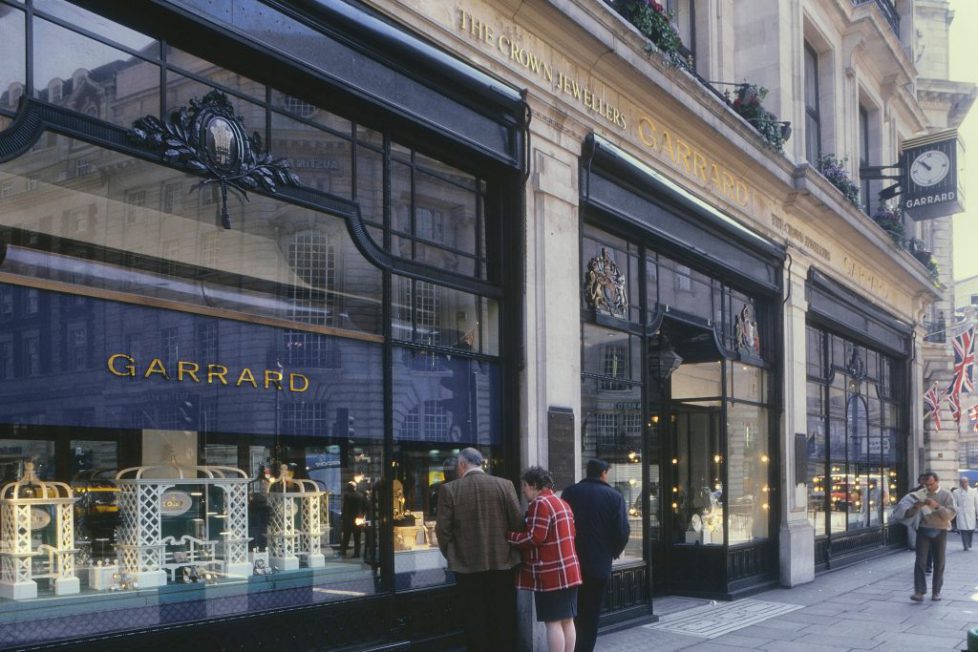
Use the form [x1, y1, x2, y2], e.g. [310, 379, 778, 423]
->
[114, 461, 251, 588]
[0, 462, 80, 599]
[266, 464, 326, 571]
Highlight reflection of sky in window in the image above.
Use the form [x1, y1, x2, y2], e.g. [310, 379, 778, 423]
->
[34, 0, 155, 51]
[0, 7, 25, 101]
[32, 16, 154, 93]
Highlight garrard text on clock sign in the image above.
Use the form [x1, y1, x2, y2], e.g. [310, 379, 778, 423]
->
[901, 132, 962, 221]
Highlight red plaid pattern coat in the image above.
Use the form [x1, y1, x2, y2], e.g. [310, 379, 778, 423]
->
[506, 489, 582, 592]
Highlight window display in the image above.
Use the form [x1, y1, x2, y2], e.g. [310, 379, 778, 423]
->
[805, 326, 904, 538]
[0, 462, 79, 599]
[0, 2, 511, 646]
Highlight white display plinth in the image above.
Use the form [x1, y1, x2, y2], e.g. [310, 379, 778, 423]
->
[88, 564, 119, 591]
[0, 579, 37, 600]
[54, 575, 80, 596]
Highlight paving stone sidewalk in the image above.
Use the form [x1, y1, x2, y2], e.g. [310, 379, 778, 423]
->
[596, 543, 978, 651]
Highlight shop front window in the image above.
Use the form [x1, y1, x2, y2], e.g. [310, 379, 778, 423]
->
[391, 348, 502, 588]
[0, 2, 513, 644]
[806, 326, 904, 539]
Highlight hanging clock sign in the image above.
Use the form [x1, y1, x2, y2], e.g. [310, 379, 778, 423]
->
[901, 130, 963, 221]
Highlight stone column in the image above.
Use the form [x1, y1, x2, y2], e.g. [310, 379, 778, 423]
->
[518, 129, 582, 651]
[778, 258, 815, 587]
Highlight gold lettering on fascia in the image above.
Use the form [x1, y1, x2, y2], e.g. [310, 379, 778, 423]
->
[638, 115, 751, 208]
[455, 7, 755, 211]
[842, 257, 891, 302]
[106, 354, 310, 393]
[770, 215, 831, 262]
[457, 8, 626, 129]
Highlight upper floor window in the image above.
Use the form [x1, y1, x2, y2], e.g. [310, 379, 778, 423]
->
[804, 43, 821, 164]
[859, 107, 870, 214]
[667, 0, 695, 64]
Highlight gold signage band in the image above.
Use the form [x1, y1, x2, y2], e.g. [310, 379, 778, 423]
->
[107, 353, 310, 392]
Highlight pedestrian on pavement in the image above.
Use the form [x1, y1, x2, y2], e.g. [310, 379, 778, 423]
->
[905, 471, 956, 602]
[561, 459, 630, 652]
[507, 466, 583, 652]
[953, 476, 978, 550]
[435, 448, 523, 652]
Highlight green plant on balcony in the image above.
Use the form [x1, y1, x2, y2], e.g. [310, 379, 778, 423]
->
[815, 155, 861, 208]
[730, 84, 788, 153]
[607, 0, 691, 69]
[871, 203, 905, 246]
[908, 238, 941, 283]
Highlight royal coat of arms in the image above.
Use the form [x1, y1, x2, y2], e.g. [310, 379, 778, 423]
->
[584, 247, 628, 318]
[734, 303, 761, 357]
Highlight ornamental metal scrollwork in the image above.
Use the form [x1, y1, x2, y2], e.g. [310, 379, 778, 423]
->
[846, 346, 866, 382]
[584, 247, 628, 318]
[734, 303, 761, 357]
[129, 90, 300, 229]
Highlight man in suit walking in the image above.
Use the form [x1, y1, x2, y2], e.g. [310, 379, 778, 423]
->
[561, 459, 630, 652]
[435, 447, 523, 651]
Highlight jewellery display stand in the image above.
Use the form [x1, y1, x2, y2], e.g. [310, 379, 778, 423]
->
[114, 462, 251, 588]
[267, 465, 326, 571]
[0, 462, 80, 599]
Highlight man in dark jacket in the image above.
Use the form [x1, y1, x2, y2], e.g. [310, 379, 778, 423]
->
[561, 459, 630, 652]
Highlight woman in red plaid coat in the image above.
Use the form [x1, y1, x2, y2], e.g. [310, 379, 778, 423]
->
[506, 466, 582, 652]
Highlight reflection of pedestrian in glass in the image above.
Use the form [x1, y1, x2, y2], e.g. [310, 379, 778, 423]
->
[506, 466, 582, 652]
[427, 457, 457, 520]
[340, 481, 367, 559]
[248, 465, 271, 550]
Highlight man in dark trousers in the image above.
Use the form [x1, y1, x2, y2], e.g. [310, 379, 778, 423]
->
[339, 480, 367, 559]
[435, 448, 523, 652]
[562, 459, 630, 652]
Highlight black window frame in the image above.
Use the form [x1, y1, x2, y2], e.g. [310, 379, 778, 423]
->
[804, 43, 822, 164]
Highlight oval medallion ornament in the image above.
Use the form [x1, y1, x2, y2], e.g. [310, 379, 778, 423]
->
[160, 490, 194, 517]
[130, 90, 300, 230]
[584, 247, 628, 318]
[30, 507, 51, 529]
[199, 112, 244, 172]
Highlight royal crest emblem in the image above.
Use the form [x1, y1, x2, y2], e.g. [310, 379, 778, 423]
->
[584, 247, 628, 318]
[130, 90, 300, 229]
[734, 303, 761, 357]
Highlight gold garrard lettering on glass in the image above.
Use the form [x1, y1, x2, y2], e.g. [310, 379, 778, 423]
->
[106, 353, 309, 393]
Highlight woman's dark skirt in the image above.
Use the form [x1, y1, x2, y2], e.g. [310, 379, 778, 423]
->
[534, 586, 579, 622]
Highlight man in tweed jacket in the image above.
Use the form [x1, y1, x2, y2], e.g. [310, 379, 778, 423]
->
[436, 448, 523, 651]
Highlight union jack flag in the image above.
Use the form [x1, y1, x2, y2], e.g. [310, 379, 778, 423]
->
[947, 389, 962, 424]
[925, 382, 942, 431]
[949, 326, 976, 397]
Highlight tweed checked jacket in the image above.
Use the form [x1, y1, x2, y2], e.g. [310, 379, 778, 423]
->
[435, 469, 523, 574]
[506, 489, 582, 592]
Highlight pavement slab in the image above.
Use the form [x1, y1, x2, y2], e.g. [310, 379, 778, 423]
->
[596, 545, 978, 651]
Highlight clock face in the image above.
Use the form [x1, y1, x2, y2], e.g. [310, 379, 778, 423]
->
[910, 149, 950, 187]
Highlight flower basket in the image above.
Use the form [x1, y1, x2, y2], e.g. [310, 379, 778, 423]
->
[816, 155, 861, 208]
[731, 84, 788, 153]
[608, 0, 692, 69]
[871, 204, 905, 246]
[908, 238, 941, 283]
